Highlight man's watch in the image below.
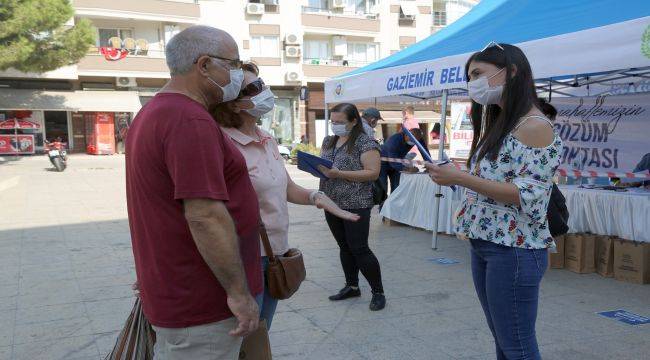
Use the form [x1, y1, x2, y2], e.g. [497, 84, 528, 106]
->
[309, 190, 325, 205]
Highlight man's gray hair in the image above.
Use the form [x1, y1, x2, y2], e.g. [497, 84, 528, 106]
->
[165, 25, 230, 76]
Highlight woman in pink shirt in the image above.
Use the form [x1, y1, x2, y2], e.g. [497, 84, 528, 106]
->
[212, 63, 358, 329]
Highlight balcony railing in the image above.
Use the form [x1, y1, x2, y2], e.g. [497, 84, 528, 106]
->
[303, 58, 370, 67]
[301, 6, 378, 19]
[87, 46, 166, 58]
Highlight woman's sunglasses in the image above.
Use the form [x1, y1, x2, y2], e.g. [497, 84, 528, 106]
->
[241, 78, 265, 97]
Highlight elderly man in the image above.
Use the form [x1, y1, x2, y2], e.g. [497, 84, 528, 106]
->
[126, 26, 261, 359]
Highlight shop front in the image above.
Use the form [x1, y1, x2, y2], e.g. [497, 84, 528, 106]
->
[0, 89, 140, 155]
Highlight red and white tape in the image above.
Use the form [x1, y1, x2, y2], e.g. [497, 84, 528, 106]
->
[380, 157, 649, 179]
[556, 168, 650, 180]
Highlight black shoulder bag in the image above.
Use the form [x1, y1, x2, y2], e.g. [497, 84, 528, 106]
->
[547, 183, 569, 237]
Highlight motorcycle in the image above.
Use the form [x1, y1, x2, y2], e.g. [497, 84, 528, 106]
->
[44, 139, 68, 172]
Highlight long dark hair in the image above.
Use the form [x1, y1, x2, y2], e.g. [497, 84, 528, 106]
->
[325, 103, 364, 153]
[464, 44, 539, 167]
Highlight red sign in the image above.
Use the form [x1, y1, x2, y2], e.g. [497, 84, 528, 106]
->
[0, 135, 35, 154]
[0, 118, 40, 129]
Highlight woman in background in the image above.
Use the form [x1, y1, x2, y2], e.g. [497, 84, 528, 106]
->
[318, 103, 385, 311]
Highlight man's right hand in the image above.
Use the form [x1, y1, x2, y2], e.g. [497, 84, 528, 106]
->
[227, 292, 260, 337]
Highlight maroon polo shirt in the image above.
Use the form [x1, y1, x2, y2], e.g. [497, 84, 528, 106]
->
[125, 92, 262, 328]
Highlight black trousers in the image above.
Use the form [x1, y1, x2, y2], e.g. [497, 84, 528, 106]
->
[325, 208, 384, 294]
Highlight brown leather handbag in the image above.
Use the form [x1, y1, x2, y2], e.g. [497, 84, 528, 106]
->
[260, 223, 306, 300]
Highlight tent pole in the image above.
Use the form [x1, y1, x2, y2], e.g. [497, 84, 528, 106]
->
[432, 89, 448, 250]
[324, 105, 329, 137]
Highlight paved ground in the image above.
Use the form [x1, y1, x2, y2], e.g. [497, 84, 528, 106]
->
[1, 154, 649, 360]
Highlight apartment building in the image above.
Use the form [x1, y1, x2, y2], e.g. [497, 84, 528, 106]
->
[0, 0, 478, 154]
[0, 0, 200, 154]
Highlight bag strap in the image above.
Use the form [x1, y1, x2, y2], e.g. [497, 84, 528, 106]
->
[259, 223, 276, 263]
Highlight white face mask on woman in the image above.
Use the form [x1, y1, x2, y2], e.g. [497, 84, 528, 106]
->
[331, 123, 350, 137]
[467, 68, 505, 105]
[243, 88, 275, 118]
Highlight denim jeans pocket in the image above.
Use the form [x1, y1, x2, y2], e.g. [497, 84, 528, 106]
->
[514, 248, 547, 286]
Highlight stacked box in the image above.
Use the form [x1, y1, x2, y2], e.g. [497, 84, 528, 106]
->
[613, 239, 650, 284]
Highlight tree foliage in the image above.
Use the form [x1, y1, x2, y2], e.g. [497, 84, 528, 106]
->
[0, 0, 95, 73]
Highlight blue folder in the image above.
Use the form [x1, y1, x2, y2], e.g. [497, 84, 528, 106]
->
[297, 151, 333, 179]
[402, 127, 456, 191]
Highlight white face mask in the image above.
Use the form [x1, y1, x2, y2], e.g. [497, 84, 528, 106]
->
[406, 140, 415, 146]
[207, 67, 244, 103]
[331, 123, 350, 136]
[467, 68, 504, 105]
[243, 88, 275, 118]
[362, 121, 375, 137]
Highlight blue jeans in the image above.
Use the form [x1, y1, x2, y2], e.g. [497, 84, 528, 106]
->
[255, 256, 279, 330]
[470, 239, 547, 360]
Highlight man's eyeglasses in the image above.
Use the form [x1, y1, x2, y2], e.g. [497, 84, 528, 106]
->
[481, 41, 504, 52]
[195, 54, 243, 69]
[241, 78, 265, 97]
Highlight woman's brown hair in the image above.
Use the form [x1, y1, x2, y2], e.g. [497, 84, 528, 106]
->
[211, 62, 260, 128]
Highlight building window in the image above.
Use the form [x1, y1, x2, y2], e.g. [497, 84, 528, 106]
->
[98, 28, 133, 47]
[346, 42, 378, 66]
[304, 40, 331, 63]
[250, 35, 280, 58]
[164, 25, 180, 46]
[306, 0, 328, 11]
[433, 11, 447, 26]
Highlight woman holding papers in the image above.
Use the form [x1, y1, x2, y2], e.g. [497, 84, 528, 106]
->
[212, 62, 358, 329]
[317, 103, 385, 311]
[425, 44, 562, 360]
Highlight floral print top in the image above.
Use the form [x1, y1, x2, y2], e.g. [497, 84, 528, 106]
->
[455, 131, 563, 249]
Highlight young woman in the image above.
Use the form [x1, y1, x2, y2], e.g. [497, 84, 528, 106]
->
[425, 44, 562, 359]
[317, 103, 386, 311]
[212, 63, 360, 329]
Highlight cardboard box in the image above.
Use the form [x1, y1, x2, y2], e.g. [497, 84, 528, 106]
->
[565, 233, 596, 274]
[549, 235, 565, 269]
[596, 235, 614, 277]
[613, 239, 650, 284]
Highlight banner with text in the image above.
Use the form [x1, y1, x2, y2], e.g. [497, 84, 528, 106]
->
[449, 102, 473, 159]
[551, 94, 649, 173]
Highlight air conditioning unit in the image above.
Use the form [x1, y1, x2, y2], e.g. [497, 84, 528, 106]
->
[285, 71, 302, 82]
[331, 0, 345, 9]
[116, 77, 137, 88]
[246, 2, 265, 15]
[285, 46, 301, 58]
[285, 32, 301, 45]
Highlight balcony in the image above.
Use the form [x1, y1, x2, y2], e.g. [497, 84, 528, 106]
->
[77, 49, 170, 78]
[302, 59, 361, 79]
[72, 0, 200, 24]
[301, 7, 380, 33]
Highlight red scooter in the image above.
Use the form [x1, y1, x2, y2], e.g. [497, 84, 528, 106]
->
[44, 138, 68, 172]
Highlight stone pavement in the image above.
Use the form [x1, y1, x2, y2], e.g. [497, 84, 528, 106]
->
[1, 154, 649, 360]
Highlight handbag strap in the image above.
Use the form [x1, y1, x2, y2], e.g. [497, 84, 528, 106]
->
[259, 223, 276, 263]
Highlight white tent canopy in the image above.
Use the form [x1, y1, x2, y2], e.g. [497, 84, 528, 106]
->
[325, 0, 650, 103]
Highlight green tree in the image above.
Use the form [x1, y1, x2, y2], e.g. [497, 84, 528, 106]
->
[0, 0, 95, 73]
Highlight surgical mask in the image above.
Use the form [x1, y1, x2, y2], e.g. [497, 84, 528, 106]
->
[362, 121, 375, 137]
[207, 68, 244, 103]
[467, 68, 504, 105]
[406, 140, 415, 146]
[331, 123, 350, 136]
[243, 88, 275, 118]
